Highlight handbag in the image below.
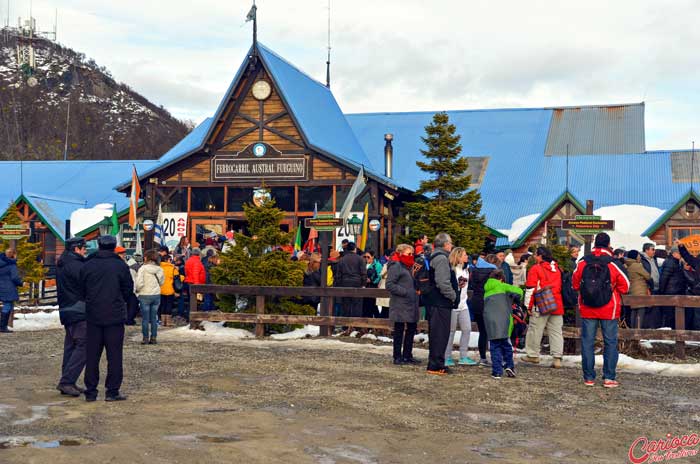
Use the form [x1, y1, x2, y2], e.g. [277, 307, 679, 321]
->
[533, 285, 558, 315]
[173, 273, 183, 293]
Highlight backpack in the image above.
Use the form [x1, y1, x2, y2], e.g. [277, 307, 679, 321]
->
[560, 271, 578, 309]
[580, 255, 613, 307]
[414, 257, 434, 295]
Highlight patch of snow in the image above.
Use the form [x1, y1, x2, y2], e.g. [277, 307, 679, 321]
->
[499, 213, 541, 243]
[413, 333, 429, 344]
[377, 336, 393, 343]
[593, 205, 665, 251]
[69, 203, 114, 235]
[448, 331, 480, 348]
[270, 325, 320, 340]
[15, 305, 59, 312]
[12, 311, 61, 332]
[641, 339, 700, 348]
[153, 322, 254, 342]
[360, 333, 377, 341]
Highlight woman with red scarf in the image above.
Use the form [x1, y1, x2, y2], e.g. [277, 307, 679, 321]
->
[386, 244, 421, 365]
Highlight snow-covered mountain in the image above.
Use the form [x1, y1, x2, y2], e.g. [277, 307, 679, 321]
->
[0, 32, 190, 160]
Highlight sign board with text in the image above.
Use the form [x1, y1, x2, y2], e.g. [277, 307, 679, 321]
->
[0, 224, 30, 240]
[211, 142, 307, 182]
[304, 215, 344, 232]
[562, 215, 615, 234]
[679, 235, 700, 256]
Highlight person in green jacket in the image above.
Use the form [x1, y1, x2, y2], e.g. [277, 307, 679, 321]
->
[483, 269, 523, 379]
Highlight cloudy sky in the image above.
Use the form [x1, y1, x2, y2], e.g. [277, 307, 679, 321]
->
[19, 0, 700, 150]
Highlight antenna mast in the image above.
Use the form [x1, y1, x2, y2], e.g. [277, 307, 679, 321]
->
[565, 143, 570, 193]
[326, 0, 331, 88]
[692, 141, 696, 193]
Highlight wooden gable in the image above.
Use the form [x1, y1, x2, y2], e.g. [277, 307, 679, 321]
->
[512, 199, 584, 254]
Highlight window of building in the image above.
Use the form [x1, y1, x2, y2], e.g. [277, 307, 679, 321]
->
[270, 187, 295, 211]
[670, 227, 700, 243]
[465, 156, 490, 188]
[161, 189, 186, 212]
[191, 188, 225, 212]
[227, 188, 253, 212]
[299, 186, 332, 212]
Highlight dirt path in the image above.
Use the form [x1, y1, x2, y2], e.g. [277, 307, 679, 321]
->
[0, 328, 698, 463]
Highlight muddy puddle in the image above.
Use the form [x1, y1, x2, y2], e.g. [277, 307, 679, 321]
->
[163, 434, 241, 444]
[0, 436, 92, 449]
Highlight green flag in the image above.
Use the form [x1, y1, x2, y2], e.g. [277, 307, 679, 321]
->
[110, 204, 119, 236]
[294, 224, 302, 251]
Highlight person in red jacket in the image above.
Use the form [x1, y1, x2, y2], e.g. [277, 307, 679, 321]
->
[522, 247, 564, 368]
[573, 233, 630, 388]
[184, 248, 206, 285]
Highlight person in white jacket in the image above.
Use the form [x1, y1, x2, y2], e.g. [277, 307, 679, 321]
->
[445, 247, 477, 366]
[135, 250, 165, 345]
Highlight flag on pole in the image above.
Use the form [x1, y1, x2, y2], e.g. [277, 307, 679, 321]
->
[245, 2, 257, 22]
[339, 166, 366, 221]
[128, 165, 141, 229]
[110, 203, 119, 236]
[294, 223, 302, 252]
[359, 202, 369, 250]
[154, 203, 164, 246]
[303, 202, 319, 253]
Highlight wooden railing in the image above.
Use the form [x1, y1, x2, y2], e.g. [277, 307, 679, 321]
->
[188, 285, 700, 359]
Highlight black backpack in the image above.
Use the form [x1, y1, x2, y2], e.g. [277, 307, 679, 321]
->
[560, 271, 578, 309]
[414, 258, 435, 296]
[580, 255, 613, 307]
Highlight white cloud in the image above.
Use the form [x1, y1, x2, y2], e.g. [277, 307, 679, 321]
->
[21, 0, 700, 146]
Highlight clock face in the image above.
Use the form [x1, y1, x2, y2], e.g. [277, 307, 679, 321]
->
[252, 80, 272, 100]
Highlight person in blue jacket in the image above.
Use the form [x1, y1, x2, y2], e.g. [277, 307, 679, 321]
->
[0, 249, 23, 333]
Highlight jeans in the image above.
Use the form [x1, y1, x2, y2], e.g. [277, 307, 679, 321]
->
[1, 301, 12, 314]
[581, 318, 619, 381]
[177, 284, 189, 320]
[489, 338, 514, 376]
[139, 295, 161, 339]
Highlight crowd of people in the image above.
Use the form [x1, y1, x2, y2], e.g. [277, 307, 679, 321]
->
[2, 224, 700, 398]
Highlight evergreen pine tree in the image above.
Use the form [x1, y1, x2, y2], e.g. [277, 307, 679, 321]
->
[0, 203, 46, 303]
[400, 112, 488, 252]
[210, 193, 313, 333]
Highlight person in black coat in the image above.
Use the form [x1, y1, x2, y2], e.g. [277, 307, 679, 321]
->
[56, 237, 88, 397]
[79, 235, 133, 402]
[0, 249, 22, 333]
[468, 256, 498, 366]
[334, 242, 367, 317]
[302, 253, 322, 308]
[658, 247, 685, 329]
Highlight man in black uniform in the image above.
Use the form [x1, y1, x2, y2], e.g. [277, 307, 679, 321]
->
[56, 237, 88, 397]
[80, 235, 133, 402]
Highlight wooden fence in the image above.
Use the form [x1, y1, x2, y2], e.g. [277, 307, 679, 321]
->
[188, 285, 700, 359]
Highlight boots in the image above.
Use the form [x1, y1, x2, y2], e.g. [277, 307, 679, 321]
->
[162, 315, 170, 327]
[141, 336, 149, 345]
[0, 312, 12, 333]
[149, 336, 157, 345]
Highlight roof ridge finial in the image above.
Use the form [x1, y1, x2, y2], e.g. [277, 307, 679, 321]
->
[245, 1, 257, 47]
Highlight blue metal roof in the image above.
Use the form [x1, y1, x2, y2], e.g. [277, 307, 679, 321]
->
[346, 109, 690, 232]
[0, 160, 157, 238]
[257, 44, 376, 176]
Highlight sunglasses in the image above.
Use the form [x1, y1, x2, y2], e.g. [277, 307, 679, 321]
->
[363, 256, 371, 259]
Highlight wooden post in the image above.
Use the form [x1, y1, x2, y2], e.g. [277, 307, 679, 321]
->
[188, 288, 199, 329]
[255, 295, 265, 338]
[675, 306, 686, 359]
[583, 200, 594, 255]
[319, 231, 332, 336]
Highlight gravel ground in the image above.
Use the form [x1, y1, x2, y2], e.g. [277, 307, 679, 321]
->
[0, 327, 699, 463]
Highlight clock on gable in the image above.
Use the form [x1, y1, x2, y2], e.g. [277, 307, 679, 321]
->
[252, 80, 272, 101]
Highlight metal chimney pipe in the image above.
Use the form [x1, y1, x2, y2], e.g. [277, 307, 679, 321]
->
[384, 133, 393, 178]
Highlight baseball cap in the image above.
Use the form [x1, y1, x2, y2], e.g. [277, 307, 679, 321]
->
[97, 235, 117, 250]
[115, 246, 127, 254]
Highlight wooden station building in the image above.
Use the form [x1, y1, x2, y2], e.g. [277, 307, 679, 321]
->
[117, 43, 408, 254]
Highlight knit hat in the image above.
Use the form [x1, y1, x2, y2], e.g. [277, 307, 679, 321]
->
[115, 246, 127, 254]
[627, 250, 639, 260]
[670, 246, 679, 254]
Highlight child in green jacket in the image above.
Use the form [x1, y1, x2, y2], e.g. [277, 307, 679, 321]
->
[483, 269, 524, 379]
